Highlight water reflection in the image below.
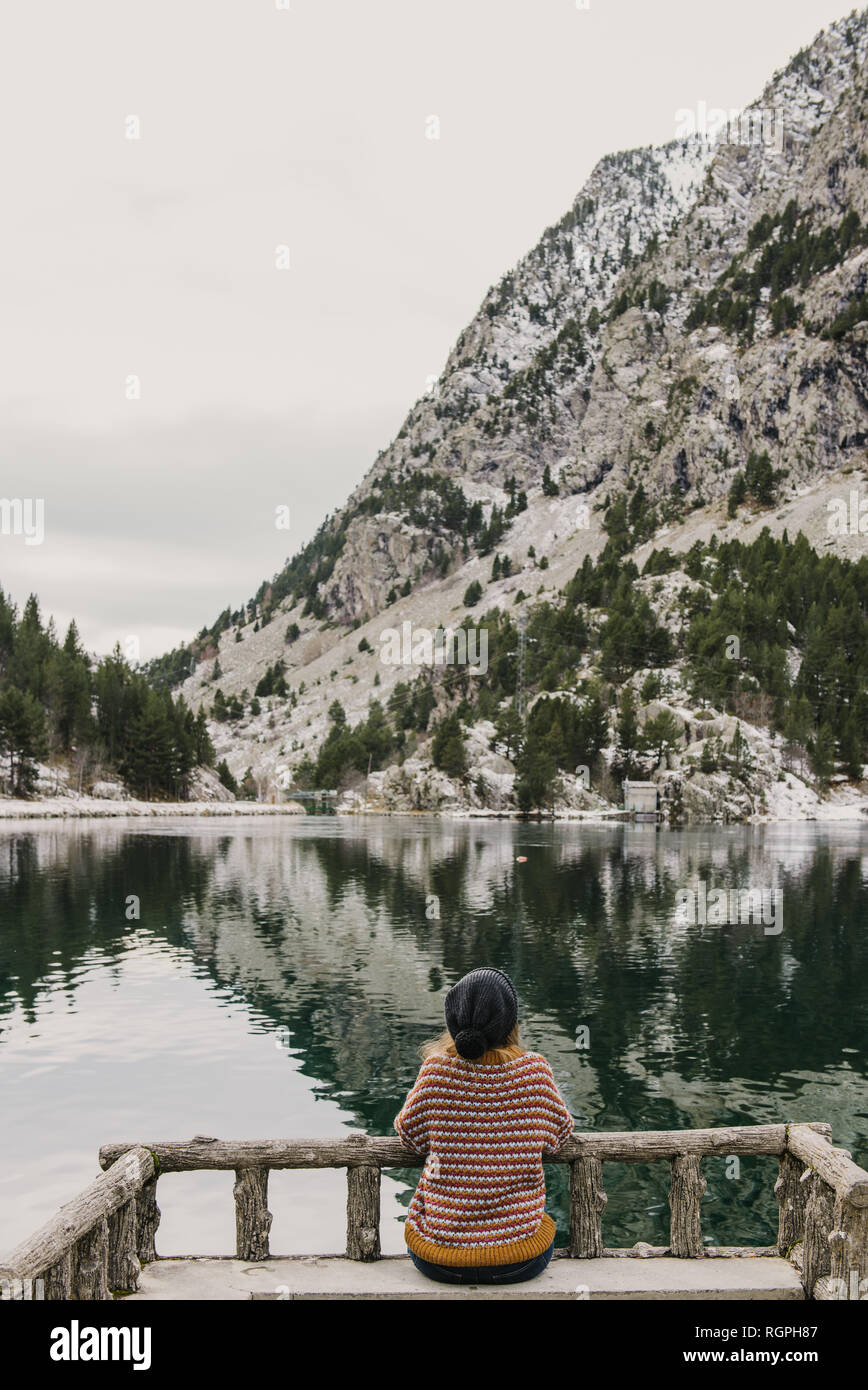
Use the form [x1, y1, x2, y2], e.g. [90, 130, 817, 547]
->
[1, 818, 866, 1252]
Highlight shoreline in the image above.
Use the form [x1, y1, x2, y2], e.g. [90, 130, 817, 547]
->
[0, 798, 308, 820]
[0, 797, 866, 825]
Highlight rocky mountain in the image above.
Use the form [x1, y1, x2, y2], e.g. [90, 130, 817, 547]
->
[319, 138, 713, 625]
[155, 7, 868, 823]
[305, 8, 868, 629]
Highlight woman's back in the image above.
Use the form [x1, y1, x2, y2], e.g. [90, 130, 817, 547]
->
[395, 1045, 573, 1266]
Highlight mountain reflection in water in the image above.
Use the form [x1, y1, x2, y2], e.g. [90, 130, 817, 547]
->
[1, 817, 866, 1254]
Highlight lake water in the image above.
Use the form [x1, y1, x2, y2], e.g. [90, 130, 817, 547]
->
[1, 816, 867, 1259]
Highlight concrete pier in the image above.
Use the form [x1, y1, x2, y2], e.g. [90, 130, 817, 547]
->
[124, 1253, 805, 1301]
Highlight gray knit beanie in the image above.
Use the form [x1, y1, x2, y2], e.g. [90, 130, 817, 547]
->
[444, 967, 519, 1060]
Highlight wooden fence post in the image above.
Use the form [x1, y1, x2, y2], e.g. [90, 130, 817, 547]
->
[775, 1151, 808, 1256]
[568, 1157, 606, 1258]
[828, 1194, 868, 1300]
[669, 1155, 705, 1257]
[108, 1196, 141, 1292]
[234, 1168, 272, 1261]
[802, 1173, 834, 1297]
[346, 1165, 381, 1261]
[72, 1216, 110, 1300]
[45, 1251, 72, 1300]
[136, 1176, 161, 1264]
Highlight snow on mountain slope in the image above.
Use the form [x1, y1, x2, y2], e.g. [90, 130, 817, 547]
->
[166, 9, 868, 821]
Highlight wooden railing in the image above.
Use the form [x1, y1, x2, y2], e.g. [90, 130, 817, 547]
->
[0, 1147, 155, 1300]
[2, 1123, 867, 1300]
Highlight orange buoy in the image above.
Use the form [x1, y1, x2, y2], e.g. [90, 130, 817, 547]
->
[516, 856, 528, 863]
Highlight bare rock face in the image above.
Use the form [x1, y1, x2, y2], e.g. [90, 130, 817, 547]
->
[576, 18, 868, 510]
[368, 759, 462, 813]
[189, 767, 235, 803]
[325, 514, 434, 625]
[680, 773, 750, 825]
[90, 780, 126, 801]
[347, 139, 715, 516]
[478, 751, 514, 777]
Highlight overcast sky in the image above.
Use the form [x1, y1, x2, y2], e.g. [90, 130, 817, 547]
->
[0, 0, 853, 659]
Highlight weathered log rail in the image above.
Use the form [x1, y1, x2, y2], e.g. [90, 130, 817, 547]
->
[2, 1123, 866, 1300]
[0, 1147, 155, 1300]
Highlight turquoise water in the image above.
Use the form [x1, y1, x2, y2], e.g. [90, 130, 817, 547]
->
[1, 817, 866, 1256]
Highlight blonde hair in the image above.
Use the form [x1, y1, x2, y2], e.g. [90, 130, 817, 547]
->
[421, 1023, 525, 1065]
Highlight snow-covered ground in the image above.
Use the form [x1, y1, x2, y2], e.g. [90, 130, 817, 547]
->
[751, 772, 868, 824]
[0, 797, 307, 820]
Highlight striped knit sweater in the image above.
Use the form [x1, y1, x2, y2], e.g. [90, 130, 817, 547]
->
[394, 1048, 574, 1266]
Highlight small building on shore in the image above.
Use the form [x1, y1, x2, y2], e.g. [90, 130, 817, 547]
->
[623, 780, 660, 822]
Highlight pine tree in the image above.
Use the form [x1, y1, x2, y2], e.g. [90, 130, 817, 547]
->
[811, 723, 836, 790]
[494, 704, 523, 760]
[700, 738, 717, 774]
[838, 716, 863, 781]
[328, 699, 347, 728]
[614, 687, 640, 778]
[576, 685, 610, 770]
[93, 645, 134, 763]
[726, 725, 754, 780]
[432, 713, 467, 779]
[8, 594, 52, 699]
[727, 472, 747, 517]
[120, 691, 175, 800]
[541, 465, 559, 497]
[515, 731, 557, 812]
[193, 708, 214, 765]
[0, 687, 47, 795]
[0, 586, 16, 666]
[216, 760, 238, 795]
[641, 709, 682, 767]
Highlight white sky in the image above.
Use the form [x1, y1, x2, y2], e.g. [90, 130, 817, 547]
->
[0, 0, 853, 658]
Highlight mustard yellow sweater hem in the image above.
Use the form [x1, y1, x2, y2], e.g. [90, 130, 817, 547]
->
[404, 1213, 556, 1267]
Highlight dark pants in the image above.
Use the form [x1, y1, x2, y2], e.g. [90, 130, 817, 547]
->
[410, 1240, 555, 1286]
